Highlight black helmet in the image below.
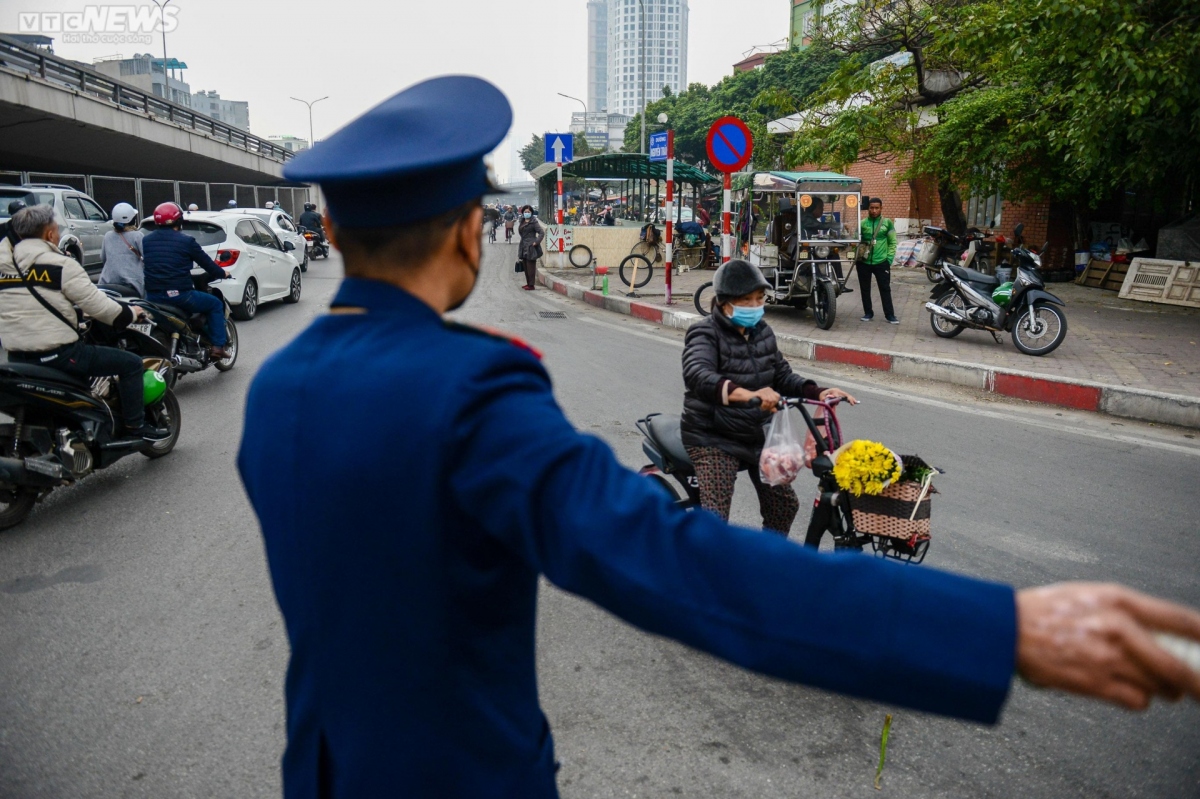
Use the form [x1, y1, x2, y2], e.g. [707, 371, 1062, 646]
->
[713, 259, 771, 303]
[304, 202, 316, 212]
[7, 199, 27, 216]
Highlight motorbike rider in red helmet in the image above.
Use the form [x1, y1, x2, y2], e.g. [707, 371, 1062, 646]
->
[143, 202, 232, 360]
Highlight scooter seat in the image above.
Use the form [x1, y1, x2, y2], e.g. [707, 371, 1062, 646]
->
[647, 414, 693, 471]
[0, 362, 92, 390]
[948, 265, 1001, 287]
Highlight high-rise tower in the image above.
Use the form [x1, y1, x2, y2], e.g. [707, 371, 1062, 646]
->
[606, 0, 689, 121]
[587, 0, 609, 113]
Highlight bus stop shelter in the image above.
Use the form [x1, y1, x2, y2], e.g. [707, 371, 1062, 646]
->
[530, 153, 719, 223]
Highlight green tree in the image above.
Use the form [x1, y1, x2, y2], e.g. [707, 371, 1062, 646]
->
[518, 134, 544, 173]
[784, 0, 976, 232]
[787, 0, 1200, 236]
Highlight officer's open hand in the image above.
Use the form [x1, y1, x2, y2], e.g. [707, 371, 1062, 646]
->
[1016, 583, 1200, 710]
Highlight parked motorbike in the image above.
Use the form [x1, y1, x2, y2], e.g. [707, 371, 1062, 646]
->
[94, 279, 238, 385]
[924, 223, 1067, 356]
[300, 227, 329, 260]
[0, 356, 180, 530]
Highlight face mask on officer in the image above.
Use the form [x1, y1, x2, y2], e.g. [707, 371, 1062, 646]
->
[448, 207, 483, 312]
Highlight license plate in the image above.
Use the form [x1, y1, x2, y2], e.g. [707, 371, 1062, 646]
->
[129, 322, 153, 335]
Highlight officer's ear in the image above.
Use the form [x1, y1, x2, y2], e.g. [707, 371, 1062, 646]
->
[323, 209, 338, 249]
[456, 204, 484, 263]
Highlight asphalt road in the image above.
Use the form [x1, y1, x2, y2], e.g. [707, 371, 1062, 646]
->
[1, 241, 1198, 798]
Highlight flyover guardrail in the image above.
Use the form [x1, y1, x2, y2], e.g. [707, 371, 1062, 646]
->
[0, 36, 294, 164]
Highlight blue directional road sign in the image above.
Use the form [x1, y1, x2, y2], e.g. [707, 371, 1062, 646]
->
[648, 131, 669, 163]
[544, 133, 574, 164]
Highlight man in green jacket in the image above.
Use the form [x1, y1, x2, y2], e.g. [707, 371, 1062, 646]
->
[858, 197, 899, 323]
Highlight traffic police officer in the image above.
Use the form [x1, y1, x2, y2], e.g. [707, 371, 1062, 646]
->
[238, 77, 1200, 798]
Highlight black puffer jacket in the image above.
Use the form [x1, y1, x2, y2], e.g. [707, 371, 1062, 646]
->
[681, 310, 820, 464]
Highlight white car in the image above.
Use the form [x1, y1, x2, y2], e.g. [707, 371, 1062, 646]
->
[142, 211, 304, 321]
[230, 208, 309, 271]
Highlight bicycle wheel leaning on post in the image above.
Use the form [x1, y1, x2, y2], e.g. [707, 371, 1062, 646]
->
[619, 254, 654, 288]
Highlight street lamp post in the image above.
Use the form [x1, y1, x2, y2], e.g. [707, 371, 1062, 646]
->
[150, 0, 173, 101]
[290, 96, 329, 152]
[557, 92, 588, 149]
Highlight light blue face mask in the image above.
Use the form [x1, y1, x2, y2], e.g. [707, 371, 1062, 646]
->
[523, 212, 532, 219]
[729, 305, 765, 327]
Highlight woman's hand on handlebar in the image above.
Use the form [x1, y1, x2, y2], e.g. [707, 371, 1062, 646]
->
[819, 388, 859, 406]
[752, 387, 782, 412]
[728, 386, 780, 412]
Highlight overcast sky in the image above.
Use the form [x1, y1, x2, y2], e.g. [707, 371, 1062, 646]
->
[0, 0, 788, 182]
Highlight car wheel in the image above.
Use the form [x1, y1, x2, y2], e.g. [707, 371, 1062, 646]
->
[231, 278, 258, 321]
[283, 269, 302, 304]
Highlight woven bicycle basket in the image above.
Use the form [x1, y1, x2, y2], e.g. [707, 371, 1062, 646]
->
[850, 455, 937, 541]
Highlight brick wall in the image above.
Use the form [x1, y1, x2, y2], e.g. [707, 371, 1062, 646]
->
[800, 154, 1055, 251]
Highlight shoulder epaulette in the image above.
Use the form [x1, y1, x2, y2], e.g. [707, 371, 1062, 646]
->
[445, 320, 543, 360]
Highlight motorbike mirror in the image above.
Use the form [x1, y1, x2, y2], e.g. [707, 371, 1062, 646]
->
[1013, 222, 1024, 237]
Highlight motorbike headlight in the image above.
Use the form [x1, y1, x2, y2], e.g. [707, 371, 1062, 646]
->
[815, 245, 831, 259]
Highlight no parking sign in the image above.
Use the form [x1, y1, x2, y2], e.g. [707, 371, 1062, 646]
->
[705, 117, 754, 263]
[705, 116, 754, 174]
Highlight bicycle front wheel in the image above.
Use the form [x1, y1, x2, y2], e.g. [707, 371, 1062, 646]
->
[693, 281, 714, 316]
[619, 254, 653, 287]
[632, 241, 663, 264]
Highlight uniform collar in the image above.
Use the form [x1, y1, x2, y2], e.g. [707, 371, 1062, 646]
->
[330, 277, 443, 323]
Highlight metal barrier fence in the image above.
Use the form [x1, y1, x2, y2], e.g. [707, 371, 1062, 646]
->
[0, 35, 294, 164]
[0, 171, 312, 216]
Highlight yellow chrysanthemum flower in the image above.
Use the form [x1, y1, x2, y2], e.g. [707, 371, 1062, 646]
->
[832, 440, 901, 497]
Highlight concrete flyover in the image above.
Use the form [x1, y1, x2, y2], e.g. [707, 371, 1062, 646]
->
[0, 36, 299, 186]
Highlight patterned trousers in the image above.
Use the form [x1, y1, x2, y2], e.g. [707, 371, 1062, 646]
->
[686, 445, 800, 536]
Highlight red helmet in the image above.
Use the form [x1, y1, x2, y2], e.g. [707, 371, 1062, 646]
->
[153, 202, 183, 225]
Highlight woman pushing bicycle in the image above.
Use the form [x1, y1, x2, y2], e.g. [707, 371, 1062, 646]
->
[681, 260, 856, 533]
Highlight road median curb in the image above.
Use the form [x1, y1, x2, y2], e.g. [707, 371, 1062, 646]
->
[536, 268, 1200, 429]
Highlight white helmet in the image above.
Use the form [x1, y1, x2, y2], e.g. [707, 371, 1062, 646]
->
[111, 202, 137, 226]
[187, 203, 199, 212]
[264, 201, 275, 209]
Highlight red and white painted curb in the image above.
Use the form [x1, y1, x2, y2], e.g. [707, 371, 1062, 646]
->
[537, 268, 1200, 429]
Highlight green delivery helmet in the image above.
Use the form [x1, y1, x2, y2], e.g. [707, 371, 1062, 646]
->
[143, 369, 167, 406]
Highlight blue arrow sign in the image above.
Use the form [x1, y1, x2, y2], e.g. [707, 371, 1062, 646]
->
[648, 131, 669, 162]
[545, 133, 574, 164]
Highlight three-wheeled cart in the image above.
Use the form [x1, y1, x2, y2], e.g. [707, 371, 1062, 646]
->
[693, 171, 863, 330]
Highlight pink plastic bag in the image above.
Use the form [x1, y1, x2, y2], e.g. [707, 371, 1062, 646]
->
[759, 406, 806, 487]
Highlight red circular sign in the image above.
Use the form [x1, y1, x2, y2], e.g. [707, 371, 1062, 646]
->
[705, 116, 754, 174]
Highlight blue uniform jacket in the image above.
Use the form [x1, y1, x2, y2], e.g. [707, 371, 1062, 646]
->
[142, 228, 224, 294]
[238, 278, 1017, 799]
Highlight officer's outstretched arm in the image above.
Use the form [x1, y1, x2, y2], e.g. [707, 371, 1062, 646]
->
[449, 349, 1016, 725]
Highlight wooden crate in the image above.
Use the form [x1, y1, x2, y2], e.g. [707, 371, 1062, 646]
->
[1075, 258, 1130, 291]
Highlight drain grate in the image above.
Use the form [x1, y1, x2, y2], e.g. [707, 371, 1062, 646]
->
[538, 311, 567, 319]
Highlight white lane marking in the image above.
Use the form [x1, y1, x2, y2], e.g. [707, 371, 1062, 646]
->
[577, 314, 685, 347]
[575, 308, 1200, 458]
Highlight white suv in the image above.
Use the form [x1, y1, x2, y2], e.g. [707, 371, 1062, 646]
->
[8, 184, 110, 271]
[141, 211, 304, 320]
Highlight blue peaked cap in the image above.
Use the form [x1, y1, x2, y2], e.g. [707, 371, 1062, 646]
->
[282, 76, 512, 228]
